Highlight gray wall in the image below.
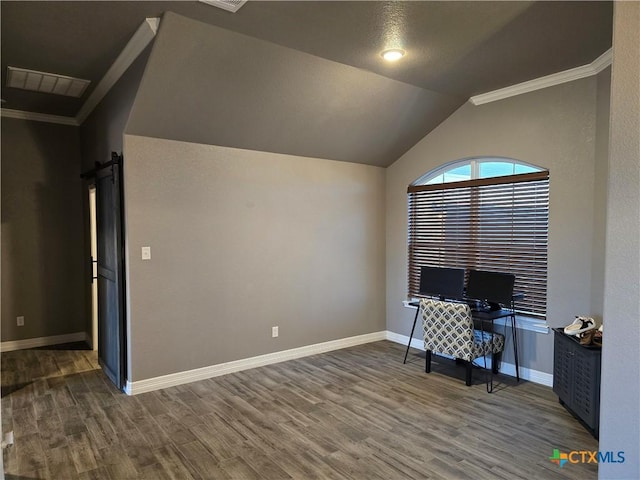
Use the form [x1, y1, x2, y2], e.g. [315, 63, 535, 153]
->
[123, 135, 386, 381]
[1, 118, 84, 341]
[80, 44, 152, 171]
[590, 67, 611, 319]
[599, 2, 640, 478]
[79, 43, 152, 334]
[386, 76, 606, 374]
[126, 12, 463, 168]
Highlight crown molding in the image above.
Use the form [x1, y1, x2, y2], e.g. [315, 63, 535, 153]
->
[591, 48, 613, 74]
[76, 17, 160, 124]
[0, 108, 79, 126]
[470, 48, 613, 106]
[1, 17, 159, 127]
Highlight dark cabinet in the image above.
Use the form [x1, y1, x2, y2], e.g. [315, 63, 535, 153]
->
[553, 328, 601, 438]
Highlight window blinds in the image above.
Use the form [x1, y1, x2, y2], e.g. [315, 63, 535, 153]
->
[407, 171, 549, 317]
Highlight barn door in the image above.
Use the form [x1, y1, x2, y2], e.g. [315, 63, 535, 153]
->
[94, 153, 126, 390]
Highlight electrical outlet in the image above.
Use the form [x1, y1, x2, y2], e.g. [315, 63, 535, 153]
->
[272, 326, 279, 338]
[141, 246, 151, 260]
[17, 316, 24, 327]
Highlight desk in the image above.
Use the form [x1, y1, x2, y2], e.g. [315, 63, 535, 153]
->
[471, 308, 518, 392]
[403, 299, 521, 387]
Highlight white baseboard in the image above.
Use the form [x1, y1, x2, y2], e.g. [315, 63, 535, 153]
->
[387, 329, 425, 351]
[0, 332, 87, 352]
[125, 330, 387, 395]
[124, 328, 552, 395]
[386, 331, 553, 387]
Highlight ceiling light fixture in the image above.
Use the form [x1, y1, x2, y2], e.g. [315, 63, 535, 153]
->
[381, 49, 405, 62]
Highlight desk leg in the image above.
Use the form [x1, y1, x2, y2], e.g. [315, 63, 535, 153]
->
[403, 306, 420, 364]
[482, 320, 494, 393]
[487, 346, 502, 393]
[511, 313, 520, 382]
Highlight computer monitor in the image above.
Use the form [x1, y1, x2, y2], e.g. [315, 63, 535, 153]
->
[419, 266, 465, 300]
[466, 270, 515, 307]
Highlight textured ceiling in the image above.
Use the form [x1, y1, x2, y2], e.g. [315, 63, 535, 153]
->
[126, 12, 464, 167]
[1, 1, 613, 117]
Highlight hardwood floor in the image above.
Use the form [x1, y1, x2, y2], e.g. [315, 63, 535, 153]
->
[2, 341, 598, 479]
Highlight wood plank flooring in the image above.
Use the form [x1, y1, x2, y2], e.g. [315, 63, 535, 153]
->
[2, 341, 598, 479]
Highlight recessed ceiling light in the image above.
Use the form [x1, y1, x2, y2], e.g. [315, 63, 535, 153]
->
[381, 49, 405, 62]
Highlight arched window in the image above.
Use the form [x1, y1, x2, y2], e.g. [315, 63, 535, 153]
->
[408, 157, 549, 317]
[413, 157, 543, 185]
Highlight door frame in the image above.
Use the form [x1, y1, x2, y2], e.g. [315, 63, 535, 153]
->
[89, 184, 98, 351]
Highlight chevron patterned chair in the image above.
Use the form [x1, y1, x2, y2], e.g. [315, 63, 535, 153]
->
[421, 298, 504, 386]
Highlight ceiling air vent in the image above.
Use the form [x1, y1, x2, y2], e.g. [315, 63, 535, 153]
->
[7, 66, 90, 98]
[198, 0, 247, 13]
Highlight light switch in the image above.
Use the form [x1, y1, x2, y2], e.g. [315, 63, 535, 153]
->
[141, 246, 151, 260]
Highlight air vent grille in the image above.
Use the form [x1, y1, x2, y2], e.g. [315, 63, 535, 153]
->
[7, 67, 90, 98]
[198, 0, 247, 13]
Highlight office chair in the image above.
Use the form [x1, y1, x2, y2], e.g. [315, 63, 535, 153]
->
[421, 298, 504, 386]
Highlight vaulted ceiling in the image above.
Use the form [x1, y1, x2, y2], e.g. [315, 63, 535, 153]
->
[1, 1, 613, 166]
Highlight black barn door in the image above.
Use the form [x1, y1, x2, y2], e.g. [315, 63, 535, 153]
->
[95, 153, 126, 390]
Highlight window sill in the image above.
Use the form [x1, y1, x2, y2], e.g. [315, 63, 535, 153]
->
[402, 300, 549, 334]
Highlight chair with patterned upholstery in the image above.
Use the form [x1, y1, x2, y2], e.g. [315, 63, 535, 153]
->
[420, 298, 504, 386]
